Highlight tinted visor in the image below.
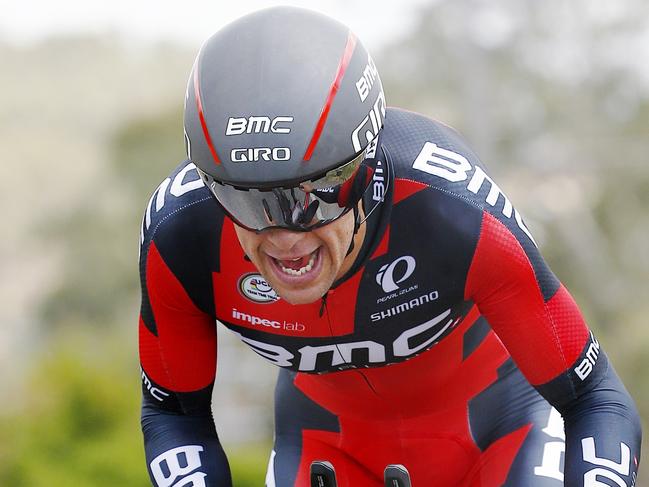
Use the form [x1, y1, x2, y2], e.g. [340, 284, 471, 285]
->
[198, 151, 372, 232]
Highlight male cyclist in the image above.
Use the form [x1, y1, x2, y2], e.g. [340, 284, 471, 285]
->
[138, 7, 641, 486]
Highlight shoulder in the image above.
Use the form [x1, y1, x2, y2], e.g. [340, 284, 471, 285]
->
[381, 107, 536, 246]
[138, 160, 225, 316]
[382, 107, 489, 204]
[139, 160, 226, 275]
[139, 160, 223, 250]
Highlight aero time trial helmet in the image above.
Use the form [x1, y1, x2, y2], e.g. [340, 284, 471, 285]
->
[183, 6, 386, 232]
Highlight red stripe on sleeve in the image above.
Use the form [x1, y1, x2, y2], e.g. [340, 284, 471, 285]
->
[392, 178, 428, 205]
[139, 242, 217, 392]
[465, 211, 589, 385]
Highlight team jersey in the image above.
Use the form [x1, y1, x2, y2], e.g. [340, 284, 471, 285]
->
[138, 108, 641, 486]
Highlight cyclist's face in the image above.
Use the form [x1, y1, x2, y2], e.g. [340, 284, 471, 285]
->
[234, 208, 364, 305]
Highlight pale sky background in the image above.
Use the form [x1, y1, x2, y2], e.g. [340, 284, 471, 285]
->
[0, 0, 433, 49]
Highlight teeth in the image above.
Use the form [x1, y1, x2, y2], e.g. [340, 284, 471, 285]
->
[278, 251, 317, 276]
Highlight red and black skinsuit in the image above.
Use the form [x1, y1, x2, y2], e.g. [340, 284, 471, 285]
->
[138, 108, 641, 486]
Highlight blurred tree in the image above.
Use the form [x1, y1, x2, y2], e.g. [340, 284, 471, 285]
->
[0, 330, 268, 486]
[0, 331, 147, 486]
[37, 109, 186, 329]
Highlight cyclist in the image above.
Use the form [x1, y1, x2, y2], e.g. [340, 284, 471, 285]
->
[138, 6, 642, 486]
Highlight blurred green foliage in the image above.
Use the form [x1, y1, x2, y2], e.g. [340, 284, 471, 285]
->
[0, 330, 268, 486]
[0, 330, 148, 486]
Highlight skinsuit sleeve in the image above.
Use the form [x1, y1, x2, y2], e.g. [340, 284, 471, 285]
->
[382, 107, 641, 485]
[464, 208, 642, 486]
[138, 163, 233, 487]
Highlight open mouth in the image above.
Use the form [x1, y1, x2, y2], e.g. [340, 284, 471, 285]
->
[275, 251, 317, 276]
[268, 247, 322, 280]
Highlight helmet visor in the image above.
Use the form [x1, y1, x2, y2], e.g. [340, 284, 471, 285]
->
[198, 151, 371, 232]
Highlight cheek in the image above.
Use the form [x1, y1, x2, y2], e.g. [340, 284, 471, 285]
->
[322, 224, 353, 262]
[233, 226, 260, 254]
[335, 229, 352, 255]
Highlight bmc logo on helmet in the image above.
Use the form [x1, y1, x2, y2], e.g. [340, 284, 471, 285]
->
[356, 54, 379, 102]
[231, 147, 291, 163]
[226, 116, 293, 135]
[376, 256, 416, 293]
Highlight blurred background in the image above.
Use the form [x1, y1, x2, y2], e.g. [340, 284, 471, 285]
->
[1, 0, 647, 485]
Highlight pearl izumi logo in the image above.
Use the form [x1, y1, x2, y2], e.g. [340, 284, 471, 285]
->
[376, 256, 416, 293]
[239, 273, 279, 303]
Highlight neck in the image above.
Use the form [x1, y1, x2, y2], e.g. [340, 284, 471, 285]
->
[335, 203, 367, 280]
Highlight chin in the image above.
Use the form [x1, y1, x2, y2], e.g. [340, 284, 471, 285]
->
[254, 250, 338, 305]
[273, 283, 331, 305]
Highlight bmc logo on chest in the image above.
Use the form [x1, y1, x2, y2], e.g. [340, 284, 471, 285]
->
[233, 309, 455, 372]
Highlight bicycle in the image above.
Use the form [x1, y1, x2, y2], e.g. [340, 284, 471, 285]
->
[310, 460, 412, 487]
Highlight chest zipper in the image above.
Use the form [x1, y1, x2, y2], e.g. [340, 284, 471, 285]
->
[319, 292, 328, 318]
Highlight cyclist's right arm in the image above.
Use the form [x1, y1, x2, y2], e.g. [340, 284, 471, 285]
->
[139, 226, 232, 486]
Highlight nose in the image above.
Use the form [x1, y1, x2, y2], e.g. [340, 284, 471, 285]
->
[263, 228, 307, 252]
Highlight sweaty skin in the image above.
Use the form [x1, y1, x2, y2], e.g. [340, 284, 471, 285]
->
[233, 205, 366, 305]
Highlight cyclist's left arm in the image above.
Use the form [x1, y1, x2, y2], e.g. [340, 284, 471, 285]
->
[465, 209, 642, 486]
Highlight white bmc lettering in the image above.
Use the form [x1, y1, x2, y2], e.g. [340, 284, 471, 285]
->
[184, 128, 192, 160]
[534, 407, 566, 481]
[150, 445, 206, 487]
[412, 142, 537, 246]
[356, 54, 379, 102]
[575, 332, 601, 380]
[231, 147, 291, 162]
[141, 368, 170, 402]
[298, 341, 386, 371]
[141, 163, 204, 245]
[582, 437, 631, 487]
[352, 90, 386, 152]
[225, 116, 293, 135]
[372, 158, 386, 202]
[393, 309, 453, 356]
[232, 333, 294, 367]
[265, 450, 277, 487]
[234, 309, 452, 372]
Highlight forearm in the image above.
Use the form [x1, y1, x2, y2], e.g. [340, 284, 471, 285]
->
[561, 364, 641, 486]
[142, 402, 232, 487]
[538, 352, 642, 486]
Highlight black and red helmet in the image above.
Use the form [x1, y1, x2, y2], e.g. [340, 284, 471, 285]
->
[183, 7, 386, 231]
